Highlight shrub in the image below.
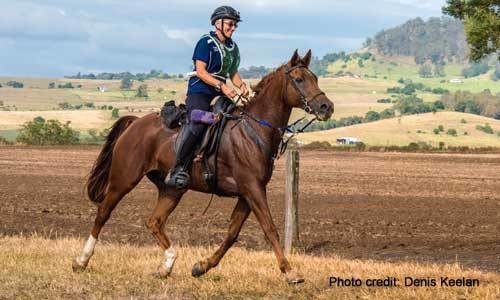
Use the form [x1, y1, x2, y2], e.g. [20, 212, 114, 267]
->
[379, 108, 395, 119]
[433, 128, 440, 134]
[432, 87, 449, 94]
[120, 78, 133, 90]
[57, 102, 73, 110]
[0, 136, 13, 145]
[438, 125, 444, 132]
[84, 102, 95, 108]
[111, 108, 120, 119]
[58, 82, 74, 89]
[6, 81, 24, 88]
[462, 62, 489, 78]
[446, 128, 457, 136]
[364, 111, 380, 122]
[48, 82, 55, 89]
[136, 84, 148, 97]
[432, 100, 445, 111]
[16, 118, 80, 145]
[439, 141, 445, 150]
[377, 98, 392, 103]
[476, 123, 494, 134]
[460, 118, 467, 123]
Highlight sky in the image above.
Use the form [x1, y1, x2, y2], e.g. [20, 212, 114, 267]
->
[0, 0, 447, 77]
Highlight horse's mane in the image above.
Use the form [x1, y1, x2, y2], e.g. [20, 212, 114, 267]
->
[246, 65, 286, 105]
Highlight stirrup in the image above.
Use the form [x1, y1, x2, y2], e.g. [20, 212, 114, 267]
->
[165, 170, 190, 189]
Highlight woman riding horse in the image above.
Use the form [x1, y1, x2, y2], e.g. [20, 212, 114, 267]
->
[72, 8, 334, 284]
[165, 6, 250, 190]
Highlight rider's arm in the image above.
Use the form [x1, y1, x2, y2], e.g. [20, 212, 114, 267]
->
[229, 72, 245, 89]
[195, 60, 236, 97]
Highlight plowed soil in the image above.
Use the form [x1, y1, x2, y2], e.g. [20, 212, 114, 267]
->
[1, 146, 498, 271]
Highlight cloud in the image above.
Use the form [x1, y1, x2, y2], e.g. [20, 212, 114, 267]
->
[0, 0, 446, 77]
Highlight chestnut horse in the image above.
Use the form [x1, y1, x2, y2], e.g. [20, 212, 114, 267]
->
[72, 50, 334, 284]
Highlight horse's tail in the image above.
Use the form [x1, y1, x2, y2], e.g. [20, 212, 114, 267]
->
[86, 115, 138, 204]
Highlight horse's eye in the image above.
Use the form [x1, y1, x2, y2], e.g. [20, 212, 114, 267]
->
[294, 77, 304, 84]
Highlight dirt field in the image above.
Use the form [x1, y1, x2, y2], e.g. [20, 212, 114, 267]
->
[0, 146, 499, 272]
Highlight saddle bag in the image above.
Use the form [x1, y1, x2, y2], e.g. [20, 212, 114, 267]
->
[160, 100, 186, 129]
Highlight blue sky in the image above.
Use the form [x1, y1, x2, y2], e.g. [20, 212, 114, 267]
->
[0, 0, 447, 77]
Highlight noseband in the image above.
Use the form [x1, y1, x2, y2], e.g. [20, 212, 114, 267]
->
[284, 65, 325, 115]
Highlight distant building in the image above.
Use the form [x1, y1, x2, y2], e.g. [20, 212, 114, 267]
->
[449, 78, 463, 84]
[336, 137, 362, 145]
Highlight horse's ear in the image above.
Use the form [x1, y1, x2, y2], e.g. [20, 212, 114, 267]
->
[302, 49, 312, 66]
[289, 49, 300, 66]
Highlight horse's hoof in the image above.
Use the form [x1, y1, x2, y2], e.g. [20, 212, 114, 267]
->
[153, 264, 171, 279]
[72, 258, 87, 272]
[191, 261, 209, 277]
[285, 270, 305, 285]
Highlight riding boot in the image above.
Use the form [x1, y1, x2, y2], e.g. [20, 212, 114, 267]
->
[165, 127, 200, 189]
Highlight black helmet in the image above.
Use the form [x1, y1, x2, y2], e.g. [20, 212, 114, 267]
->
[210, 6, 241, 25]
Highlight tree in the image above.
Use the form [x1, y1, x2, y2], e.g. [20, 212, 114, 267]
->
[120, 77, 133, 89]
[136, 84, 148, 98]
[491, 63, 500, 80]
[443, 0, 500, 61]
[433, 63, 446, 77]
[419, 64, 433, 78]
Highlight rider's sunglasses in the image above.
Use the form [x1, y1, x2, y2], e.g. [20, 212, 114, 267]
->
[223, 20, 238, 29]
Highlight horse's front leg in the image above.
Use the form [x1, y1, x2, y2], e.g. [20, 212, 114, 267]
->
[239, 180, 304, 284]
[191, 196, 250, 277]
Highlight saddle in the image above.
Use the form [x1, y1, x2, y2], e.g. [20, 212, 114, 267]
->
[160, 97, 237, 194]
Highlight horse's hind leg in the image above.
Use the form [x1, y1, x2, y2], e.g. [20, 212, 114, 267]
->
[72, 171, 143, 272]
[191, 197, 250, 277]
[145, 171, 183, 278]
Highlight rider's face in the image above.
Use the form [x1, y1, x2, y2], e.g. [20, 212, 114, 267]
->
[216, 19, 237, 38]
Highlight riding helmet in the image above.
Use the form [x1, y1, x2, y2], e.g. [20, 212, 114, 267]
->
[211, 6, 241, 25]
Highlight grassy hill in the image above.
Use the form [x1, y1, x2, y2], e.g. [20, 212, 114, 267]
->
[298, 111, 500, 148]
[325, 51, 500, 95]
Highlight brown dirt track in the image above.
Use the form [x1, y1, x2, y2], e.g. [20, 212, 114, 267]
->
[1, 146, 499, 272]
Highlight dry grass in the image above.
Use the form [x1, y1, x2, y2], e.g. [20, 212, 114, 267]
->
[0, 235, 498, 299]
[299, 111, 500, 147]
[0, 110, 114, 130]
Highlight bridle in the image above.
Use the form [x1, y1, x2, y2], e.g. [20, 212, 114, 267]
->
[283, 65, 325, 116]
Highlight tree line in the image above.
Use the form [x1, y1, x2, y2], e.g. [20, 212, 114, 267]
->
[366, 17, 467, 64]
[65, 70, 184, 81]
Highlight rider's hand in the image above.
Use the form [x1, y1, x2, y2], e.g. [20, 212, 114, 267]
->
[239, 82, 249, 97]
[221, 83, 237, 98]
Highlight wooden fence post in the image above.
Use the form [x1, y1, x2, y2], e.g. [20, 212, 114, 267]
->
[284, 149, 299, 255]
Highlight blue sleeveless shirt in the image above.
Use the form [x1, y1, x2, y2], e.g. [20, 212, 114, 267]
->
[187, 31, 240, 96]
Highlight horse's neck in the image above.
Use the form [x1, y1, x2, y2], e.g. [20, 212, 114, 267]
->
[246, 78, 292, 148]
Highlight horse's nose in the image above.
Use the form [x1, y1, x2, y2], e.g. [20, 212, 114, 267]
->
[320, 102, 334, 118]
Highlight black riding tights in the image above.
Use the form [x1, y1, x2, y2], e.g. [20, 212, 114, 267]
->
[185, 93, 213, 137]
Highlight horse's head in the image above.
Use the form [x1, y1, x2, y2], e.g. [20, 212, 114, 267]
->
[283, 50, 334, 121]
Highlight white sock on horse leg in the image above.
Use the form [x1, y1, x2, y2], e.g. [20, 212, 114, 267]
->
[164, 246, 177, 273]
[77, 235, 97, 265]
